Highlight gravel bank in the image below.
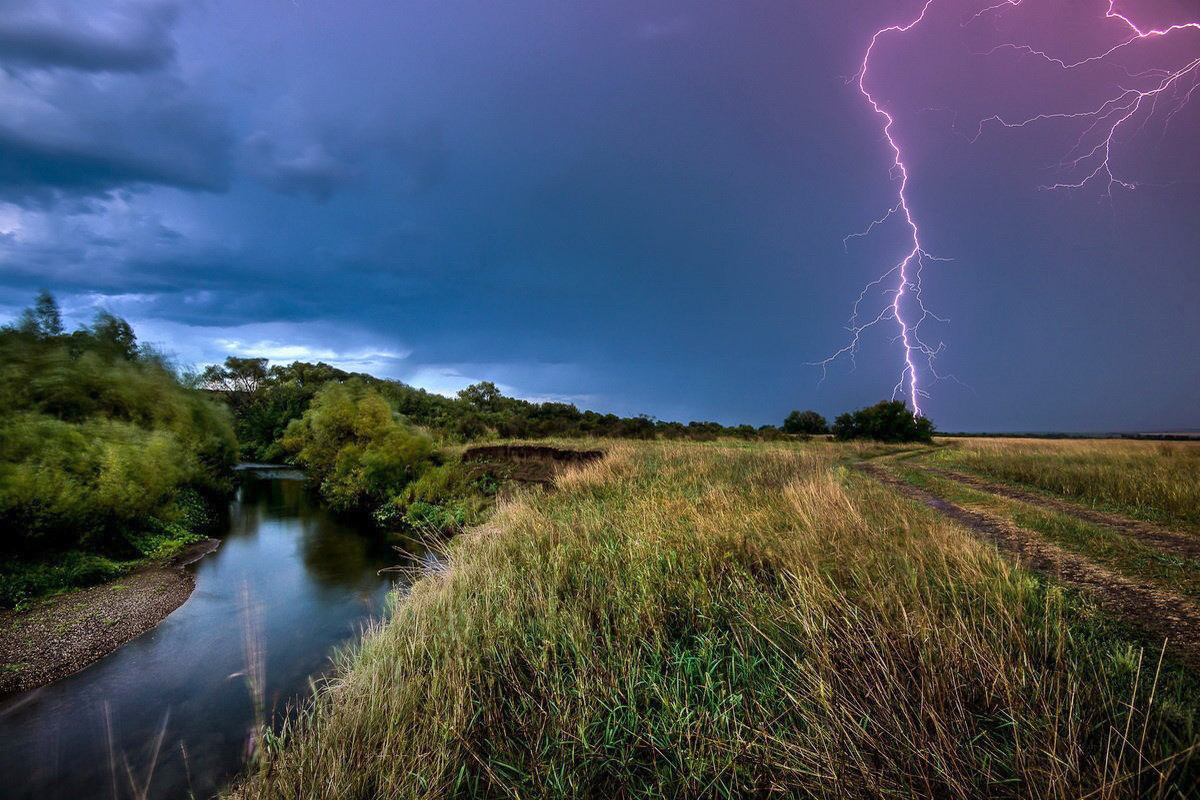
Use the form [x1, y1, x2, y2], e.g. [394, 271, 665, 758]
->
[0, 539, 220, 697]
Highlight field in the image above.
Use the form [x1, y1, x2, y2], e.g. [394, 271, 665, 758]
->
[237, 438, 1200, 799]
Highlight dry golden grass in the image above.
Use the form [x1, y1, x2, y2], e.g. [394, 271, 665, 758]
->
[237, 441, 1199, 799]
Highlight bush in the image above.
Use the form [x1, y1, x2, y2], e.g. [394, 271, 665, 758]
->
[783, 409, 828, 435]
[832, 400, 934, 443]
[374, 463, 497, 534]
[281, 381, 437, 513]
[0, 294, 235, 603]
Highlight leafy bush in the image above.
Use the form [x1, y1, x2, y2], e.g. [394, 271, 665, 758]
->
[832, 400, 934, 443]
[281, 381, 437, 513]
[0, 293, 236, 603]
[374, 463, 497, 534]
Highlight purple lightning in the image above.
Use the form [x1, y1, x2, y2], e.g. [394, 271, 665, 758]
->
[813, 1, 943, 417]
[972, 1, 1200, 194]
[815, 0, 1200, 416]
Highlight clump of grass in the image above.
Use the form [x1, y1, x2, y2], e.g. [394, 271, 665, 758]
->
[238, 442, 1199, 799]
[927, 438, 1200, 530]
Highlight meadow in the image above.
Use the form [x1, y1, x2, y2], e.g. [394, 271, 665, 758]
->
[236, 438, 1200, 799]
[924, 438, 1200, 530]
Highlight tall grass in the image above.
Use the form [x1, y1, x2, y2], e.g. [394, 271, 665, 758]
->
[238, 442, 1198, 799]
[927, 439, 1200, 529]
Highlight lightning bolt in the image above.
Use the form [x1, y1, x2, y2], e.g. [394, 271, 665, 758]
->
[812, 1, 944, 418]
[973, 1, 1200, 194]
[814, 0, 1199, 417]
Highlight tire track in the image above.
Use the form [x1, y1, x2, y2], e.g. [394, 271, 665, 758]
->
[855, 462, 1200, 667]
[913, 465, 1200, 561]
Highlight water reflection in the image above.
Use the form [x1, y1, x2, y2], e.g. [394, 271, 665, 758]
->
[0, 470, 405, 800]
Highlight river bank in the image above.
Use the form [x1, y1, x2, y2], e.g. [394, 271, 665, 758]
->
[0, 538, 220, 697]
[236, 440, 1200, 799]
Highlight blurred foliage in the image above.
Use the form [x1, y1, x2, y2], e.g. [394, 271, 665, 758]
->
[0, 291, 236, 606]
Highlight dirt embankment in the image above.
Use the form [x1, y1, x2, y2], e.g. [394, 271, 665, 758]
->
[0, 539, 220, 698]
[461, 445, 604, 485]
[856, 462, 1200, 666]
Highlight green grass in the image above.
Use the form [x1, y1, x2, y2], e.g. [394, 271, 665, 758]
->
[894, 464, 1200, 601]
[925, 438, 1200, 530]
[237, 441, 1200, 799]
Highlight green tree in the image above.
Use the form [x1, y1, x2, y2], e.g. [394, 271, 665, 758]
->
[200, 357, 270, 407]
[831, 400, 934, 443]
[783, 409, 828, 435]
[12, 289, 64, 338]
[86, 311, 138, 361]
[457, 381, 503, 412]
[281, 381, 436, 512]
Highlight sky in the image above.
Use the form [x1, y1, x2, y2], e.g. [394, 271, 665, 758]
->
[0, 0, 1197, 432]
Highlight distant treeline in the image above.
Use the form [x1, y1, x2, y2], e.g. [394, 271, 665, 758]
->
[201, 357, 821, 462]
[0, 291, 932, 605]
[0, 292, 236, 607]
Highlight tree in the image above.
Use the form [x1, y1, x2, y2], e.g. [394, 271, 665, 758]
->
[11, 289, 64, 338]
[200, 357, 270, 407]
[457, 381, 502, 412]
[783, 409, 828, 435]
[280, 381, 435, 512]
[33, 290, 64, 336]
[831, 400, 934, 443]
[88, 312, 138, 361]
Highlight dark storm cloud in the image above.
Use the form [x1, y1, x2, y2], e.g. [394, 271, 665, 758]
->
[0, 0, 230, 204]
[1, 0, 1197, 431]
[0, 114, 228, 202]
[244, 132, 359, 202]
[0, 1, 177, 73]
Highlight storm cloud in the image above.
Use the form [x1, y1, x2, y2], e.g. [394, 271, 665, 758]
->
[0, 0, 178, 73]
[0, 0, 1196, 431]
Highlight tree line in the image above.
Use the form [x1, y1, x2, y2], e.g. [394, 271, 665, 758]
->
[1, 291, 933, 605]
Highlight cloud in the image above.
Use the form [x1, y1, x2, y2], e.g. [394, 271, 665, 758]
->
[243, 131, 359, 202]
[0, 69, 232, 204]
[0, 2, 230, 204]
[0, 1, 178, 73]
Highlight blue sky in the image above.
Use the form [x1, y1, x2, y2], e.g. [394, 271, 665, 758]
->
[1, 0, 1197, 431]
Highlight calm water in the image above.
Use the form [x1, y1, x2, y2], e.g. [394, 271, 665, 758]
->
[0, 469, 411, 800]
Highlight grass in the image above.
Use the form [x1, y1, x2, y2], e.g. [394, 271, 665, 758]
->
[924, 438, 1200, 530]
[893, 464, 1200, 601]
[236, 441, 1199, 799]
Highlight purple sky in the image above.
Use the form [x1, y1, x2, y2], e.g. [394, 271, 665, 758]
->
[1, 0, 1197, 431]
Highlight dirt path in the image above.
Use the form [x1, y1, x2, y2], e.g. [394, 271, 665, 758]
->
[0, 539, 220, 698]
[856, 463, 1200, 666]
[911, 465, 1200, 561]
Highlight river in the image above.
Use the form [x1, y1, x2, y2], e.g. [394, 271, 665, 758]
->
[0, 468, 410, 800]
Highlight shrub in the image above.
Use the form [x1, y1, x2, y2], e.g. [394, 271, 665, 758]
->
[832, 400, 934, 443]
[0, 294, 236, 603]
[281, 381, 437, 513]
